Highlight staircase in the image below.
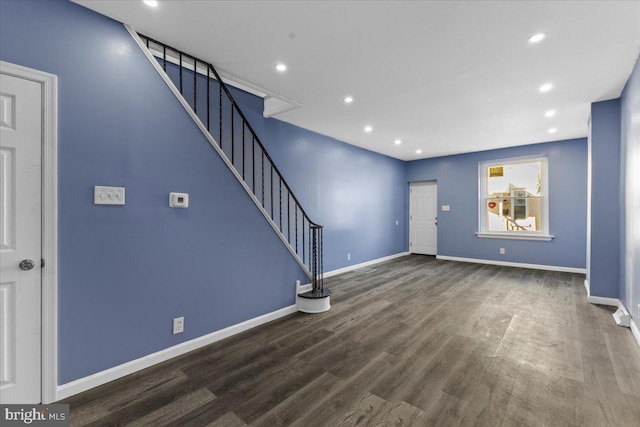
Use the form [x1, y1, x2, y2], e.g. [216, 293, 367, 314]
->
[128, 28, 329, 312]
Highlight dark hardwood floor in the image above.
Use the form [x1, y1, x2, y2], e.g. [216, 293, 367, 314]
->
[62, 255, 640, 426]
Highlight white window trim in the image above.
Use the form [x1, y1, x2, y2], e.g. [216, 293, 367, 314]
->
[477, 155, 553, 241]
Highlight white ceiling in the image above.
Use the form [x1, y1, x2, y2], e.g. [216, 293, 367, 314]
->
[73, 0, 640, 160]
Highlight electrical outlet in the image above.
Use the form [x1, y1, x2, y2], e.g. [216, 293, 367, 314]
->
[499, 248, 506, 255]
[395, 220, 399, 226]
[173, 317, 184, 334]
[347, 253, 351, 261]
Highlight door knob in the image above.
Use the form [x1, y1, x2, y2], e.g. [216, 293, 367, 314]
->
[19, 259, 35, 271]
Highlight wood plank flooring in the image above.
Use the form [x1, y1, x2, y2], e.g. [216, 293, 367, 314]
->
[62, 255, 640, 426]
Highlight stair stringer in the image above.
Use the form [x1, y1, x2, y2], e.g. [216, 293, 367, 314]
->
[125, 24, 312, 279]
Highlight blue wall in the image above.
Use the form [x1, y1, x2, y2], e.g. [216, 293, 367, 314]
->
[259, 120, 408, 270]
[407, 139, 588, 269]
[0, 0, 408, 384]
[589, 99, 621, 298]
[620, 54, 640, 322]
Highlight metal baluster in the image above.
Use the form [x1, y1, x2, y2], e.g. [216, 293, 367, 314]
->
[261, 152, 265, 207]
[279, 179, 282, 231]
[252, 137, 255, 193]
[231, 105, 235, 165]
[242, 124, 245, 179]
[287, 193, 291, 241]
[193, 58, 197, 114]
[295, 205, 298, 254]
[270, 166, 274, 219]
[179, 52, 183, 94]
[219, 76, 222, 148]
[319, 227, 323, 290]
[206, 68, 210, 131]
[163, 45, 166, 71]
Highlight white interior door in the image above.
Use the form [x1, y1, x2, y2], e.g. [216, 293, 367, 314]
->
[410, 181, 437, 255]
[0, 72, 42, 404]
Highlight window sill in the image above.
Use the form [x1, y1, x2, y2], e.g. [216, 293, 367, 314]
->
[475, 232, 554, 241]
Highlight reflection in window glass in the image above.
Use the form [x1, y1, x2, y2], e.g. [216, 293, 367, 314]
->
[482, 159, 545, 233]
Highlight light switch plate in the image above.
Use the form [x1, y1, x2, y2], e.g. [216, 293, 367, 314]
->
[94, 186, 125, 205]
[442, 205, 450, 211]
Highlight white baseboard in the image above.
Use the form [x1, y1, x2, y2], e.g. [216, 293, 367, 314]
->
[436, 255, 587, 274]
[587, 296, 621, 307]
[631, 318, 640, 349]
[298, 283, 313, 293]
[324, 252, 411, 278]
[583, 279, 621, 307]
[55, 304, 298, 401]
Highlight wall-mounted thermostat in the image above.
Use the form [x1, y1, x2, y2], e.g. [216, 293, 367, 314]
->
[169, 192, 189, 208]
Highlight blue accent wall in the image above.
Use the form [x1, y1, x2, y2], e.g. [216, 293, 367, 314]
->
[589, 99, 621, 298]
[258, 120, 408, 270]
[620, 53, 640, 322]
[407, 139, 588, 269]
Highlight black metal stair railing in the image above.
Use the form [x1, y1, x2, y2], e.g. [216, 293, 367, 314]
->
[138, 34, 325, 295]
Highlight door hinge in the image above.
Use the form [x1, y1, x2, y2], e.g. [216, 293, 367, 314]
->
[41, 258, 45, 268]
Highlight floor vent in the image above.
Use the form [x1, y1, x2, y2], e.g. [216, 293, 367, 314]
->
[613, 305, 631, 328]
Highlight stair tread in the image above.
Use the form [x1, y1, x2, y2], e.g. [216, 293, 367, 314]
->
[298, 289, 331, 299]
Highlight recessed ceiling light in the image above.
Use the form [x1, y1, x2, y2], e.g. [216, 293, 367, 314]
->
[544, 110, 556, 117]
[143, 0, 158, 7]
[344, 96, 353, 104]
[539, 83, 553, 93]
[394, 139, 402, 145]
[416, 149, 422, 154]
[528, 33, 546, 43]
[548, 128, 557, 134]
[364, 126, 373, 133]
[276, 63, 287, 72]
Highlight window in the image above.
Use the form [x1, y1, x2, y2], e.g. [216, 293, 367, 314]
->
[477, 156, 552, 240]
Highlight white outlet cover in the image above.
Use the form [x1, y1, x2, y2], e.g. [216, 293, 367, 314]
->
[441, 205, 450, 211]
[172, 317, 184, 334]
[94, 186, 125, 205]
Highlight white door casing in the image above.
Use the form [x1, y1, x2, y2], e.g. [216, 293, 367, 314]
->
[0, 72, 42, 404]
[0, 61, 57, 405]
[410, 181, 437, 255]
